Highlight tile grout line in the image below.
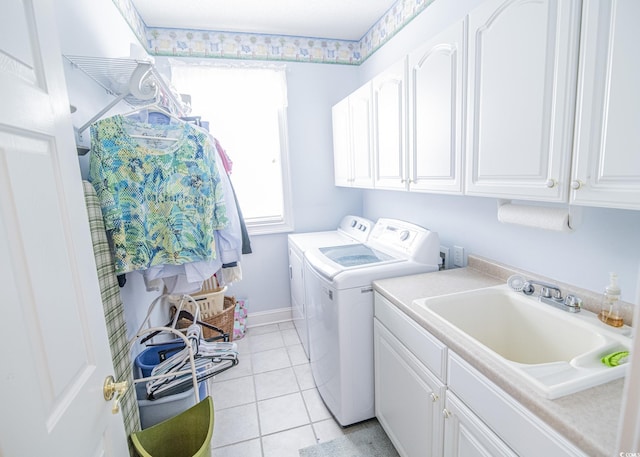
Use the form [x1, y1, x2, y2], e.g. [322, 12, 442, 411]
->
[210, 325, 328, 456]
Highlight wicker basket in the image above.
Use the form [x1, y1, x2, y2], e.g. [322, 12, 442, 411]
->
[169, 279, 236, 341]
[201, 295, 235, 340]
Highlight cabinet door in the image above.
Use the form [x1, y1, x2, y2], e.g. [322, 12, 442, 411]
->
[350, 82, 375, 188]
[443, 393, 517, 457]
[465, 0, 580, 201]
[373, 58, 408, 190]
[570, 0, 640, 210]
[409, 19, 466, 194]
[374, 319, 444, 457]
[332, 96, 352, 187]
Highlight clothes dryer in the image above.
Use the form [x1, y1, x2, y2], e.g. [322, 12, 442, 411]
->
[288, 215, 372, 359]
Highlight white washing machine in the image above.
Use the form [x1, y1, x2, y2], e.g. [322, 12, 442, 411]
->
[288, 215, 373, 359]
[304, 218, 440, 426]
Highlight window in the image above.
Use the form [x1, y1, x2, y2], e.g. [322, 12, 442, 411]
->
[170, 62, 293, 235]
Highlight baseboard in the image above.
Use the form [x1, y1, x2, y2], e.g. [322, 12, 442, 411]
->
[246, 306, 292, 328]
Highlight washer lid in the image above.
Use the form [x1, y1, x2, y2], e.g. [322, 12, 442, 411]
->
[319, 244, 393, 267]
[305, 243, 403, 281]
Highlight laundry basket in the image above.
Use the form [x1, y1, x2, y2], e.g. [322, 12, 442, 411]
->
[130, 396, 214, 457]
[169, 276, 227, 317]
[170, 288, 236, 341]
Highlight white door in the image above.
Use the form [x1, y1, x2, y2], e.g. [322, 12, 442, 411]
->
[408, 19, 465, 195]
[349, 82, 374, 188]
[443, 393, 517, 457]
[374, 320, 445, 457]
[0, 0, 128, 455]
[570, 0, 640, 210]
[465, 0, 580, 201]
[373, 58, 407, 191]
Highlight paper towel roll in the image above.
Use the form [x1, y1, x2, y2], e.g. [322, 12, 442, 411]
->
[497, 203, 572, 232]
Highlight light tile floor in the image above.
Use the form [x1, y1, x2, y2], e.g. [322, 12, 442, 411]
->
[208, 321, 377, 457]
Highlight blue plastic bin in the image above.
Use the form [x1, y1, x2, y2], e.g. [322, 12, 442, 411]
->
[134, 342, 207, 429]
[135, 341, 185, 377]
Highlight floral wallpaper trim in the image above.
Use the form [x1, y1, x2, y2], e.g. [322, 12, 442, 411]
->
[112, 0, 146, 45]
[112, 0, 436, 65]
[147, 29, 363, 64]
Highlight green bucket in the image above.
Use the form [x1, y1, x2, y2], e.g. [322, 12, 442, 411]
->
[131, 396, 214, 457]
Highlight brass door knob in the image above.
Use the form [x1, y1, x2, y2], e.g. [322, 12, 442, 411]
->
[104, 375, 129, 414]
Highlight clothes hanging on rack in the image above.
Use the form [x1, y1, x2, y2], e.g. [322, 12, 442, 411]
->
[89, 104, 250, 293]
[142, 260, 219, 294]
[135, 118, 243, 292]
[211, 136, 252, 257]
[89, 114, 228, 276]
[214, 138, 233, 174]
[212, 143, 243, 267]
[191, 119, 252, 277]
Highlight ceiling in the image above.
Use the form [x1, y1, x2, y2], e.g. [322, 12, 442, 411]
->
[130, 0, 398, 41]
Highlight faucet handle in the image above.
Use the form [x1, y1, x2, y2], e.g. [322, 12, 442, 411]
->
[564, 294, 582, 310]
[522, 280, 562, 299]
[542, 287, 563, 300]
[539, 286, 553, 298]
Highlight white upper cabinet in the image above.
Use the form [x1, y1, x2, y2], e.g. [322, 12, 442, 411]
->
[465, 0, 581, 201]
[570, 0, 640, 210]
[372, 58, 407, 190]
[408, 19, 466, 194]
[332, 82, 374, 188]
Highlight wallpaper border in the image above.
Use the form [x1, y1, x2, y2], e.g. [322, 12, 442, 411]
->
[112, 0, 436, 65]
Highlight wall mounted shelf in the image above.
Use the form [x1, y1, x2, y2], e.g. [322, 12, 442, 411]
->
[64, 55, 189, 154]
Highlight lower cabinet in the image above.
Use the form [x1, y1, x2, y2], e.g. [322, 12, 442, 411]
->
[374, 320, 445, 457]
[443, 392, 517, 457]
[374, 292, 587, 457]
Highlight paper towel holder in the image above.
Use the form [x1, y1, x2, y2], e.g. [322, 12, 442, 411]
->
[496, 199, 582, 231]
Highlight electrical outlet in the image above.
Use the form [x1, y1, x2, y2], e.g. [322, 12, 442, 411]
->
[453, 245, 464, 267]
[439, 246, 450, 270]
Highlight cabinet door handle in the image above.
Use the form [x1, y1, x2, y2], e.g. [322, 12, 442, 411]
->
[571, 180, 582, 190]
[430, 392, 439, 402]
[442, 408, 451, 419]
[545, 179, 556, 188]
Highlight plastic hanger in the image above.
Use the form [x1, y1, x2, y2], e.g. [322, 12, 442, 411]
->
[121, 102, 185, 124]
[119, 103, 186, 142]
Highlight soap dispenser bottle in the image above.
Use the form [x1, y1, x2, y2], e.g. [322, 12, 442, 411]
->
[598, 272, 623, 327]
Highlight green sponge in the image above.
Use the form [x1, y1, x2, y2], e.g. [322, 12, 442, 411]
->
[601, 351, 629, 367]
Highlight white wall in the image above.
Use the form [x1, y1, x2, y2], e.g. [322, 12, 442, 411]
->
[363, 191, 640, 302]
[55, 0, 144, 58]
[356, 0, 640, 302]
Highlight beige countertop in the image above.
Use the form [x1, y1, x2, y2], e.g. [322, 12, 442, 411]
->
[372, 255, 627, 457]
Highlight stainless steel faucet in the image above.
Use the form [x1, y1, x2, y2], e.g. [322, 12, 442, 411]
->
[522, 279, 582, 313]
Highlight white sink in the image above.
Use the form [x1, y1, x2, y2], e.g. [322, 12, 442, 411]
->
[412, 285, 632, 399]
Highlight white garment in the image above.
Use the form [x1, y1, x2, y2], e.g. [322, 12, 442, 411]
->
[142, 259, 221, 294]
[221, 265, 243, 284]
